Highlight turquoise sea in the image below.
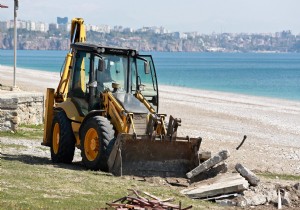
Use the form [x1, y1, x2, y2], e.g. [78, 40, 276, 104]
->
[1, 50, 300, 101]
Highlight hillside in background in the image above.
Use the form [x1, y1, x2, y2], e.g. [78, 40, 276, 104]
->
[1, 28, 300, 52]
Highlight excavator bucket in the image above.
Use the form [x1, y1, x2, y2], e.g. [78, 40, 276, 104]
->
[107, 134, 202, 177]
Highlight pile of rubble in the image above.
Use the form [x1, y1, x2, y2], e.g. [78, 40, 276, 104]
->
[181, 149, 300, 208]
[103, 148, 300, 209]
[106, 189, 192, 210]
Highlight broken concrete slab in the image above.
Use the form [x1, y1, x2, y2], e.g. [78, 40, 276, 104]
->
[235, 163, 260, 186]
[181, 173, 249, 199]
[236, 182, 278, 207]
[186, 150, 230, 179]
[294, 182, 300, 191]
[282, 190, 291, 207]
[190, 163, 228, 183]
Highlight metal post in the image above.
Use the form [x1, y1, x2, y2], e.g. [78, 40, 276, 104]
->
[13, 0, 18, 88]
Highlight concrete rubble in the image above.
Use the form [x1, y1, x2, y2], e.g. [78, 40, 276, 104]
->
[181, 173, 249, 199]
[235, 163, 260, 186]
[186, 150, 230, 179]
[179, 149, 300, 208]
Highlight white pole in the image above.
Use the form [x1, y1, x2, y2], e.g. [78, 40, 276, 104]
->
[278, 189, 282, 209]
[13, 0, 18, 88]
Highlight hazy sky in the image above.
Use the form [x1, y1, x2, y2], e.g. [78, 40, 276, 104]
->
[1, 0, 299, 34]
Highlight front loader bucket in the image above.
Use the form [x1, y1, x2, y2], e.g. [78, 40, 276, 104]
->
[107, 134, 201, 177]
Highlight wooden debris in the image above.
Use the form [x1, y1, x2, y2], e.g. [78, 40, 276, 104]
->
[235, 163, 260, 186]
[106, 189, 192, 210]
[186, 150, 230, 179]
[236, 135, 247, 150]
[181, 173, 249, 199]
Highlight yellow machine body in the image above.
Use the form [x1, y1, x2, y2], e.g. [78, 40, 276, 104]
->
[42, 18, 202, 177]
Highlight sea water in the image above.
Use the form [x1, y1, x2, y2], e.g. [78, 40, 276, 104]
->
[1, 50, 300, 101]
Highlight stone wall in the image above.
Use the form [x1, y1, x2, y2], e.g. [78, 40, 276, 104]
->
[0, 91, 44, 131]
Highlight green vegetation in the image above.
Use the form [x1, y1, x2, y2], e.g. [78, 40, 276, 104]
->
[0, 124, 43, 139]
[0, 126, 213, 209]
[258, 172, 300, 181]
[19, 124, 44, 130]
[0, 156, 211, 209]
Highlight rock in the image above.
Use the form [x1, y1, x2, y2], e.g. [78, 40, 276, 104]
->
[215, 199, 237, 206]
[294, 182, 300, 191]
[265, 189, 278, 203]
[243, 190, 267, 206]
[235, 163, 260, 186]
[282, 191, 291, 207]
[0, 92, 44, 131]
[235, 196, 247, 207]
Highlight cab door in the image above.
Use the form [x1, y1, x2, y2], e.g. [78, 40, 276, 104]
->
[68, 50, 91, 116]
[136, 55, 159, 112]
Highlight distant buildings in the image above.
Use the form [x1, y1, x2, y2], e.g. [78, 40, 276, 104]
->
[1, 17, 300, 52]
[0, 20, 48, 32]
[57, 17, 68, 25]
[0, 17, 173, 35]
[87, 24, 111, 33]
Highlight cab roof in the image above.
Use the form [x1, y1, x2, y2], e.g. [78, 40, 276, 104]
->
[71, 42, 138, 56]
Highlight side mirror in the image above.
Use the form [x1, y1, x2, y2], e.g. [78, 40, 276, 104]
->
[98, 59, 105, 71]
[144, 61, 150, 74]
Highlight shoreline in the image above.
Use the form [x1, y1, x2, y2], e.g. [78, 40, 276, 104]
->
[1, 64, 299, 102]
[1, 65, 300, 175]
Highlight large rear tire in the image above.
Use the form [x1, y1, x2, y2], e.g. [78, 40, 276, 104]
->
[50, 110, 75, 163]
[80, 116, 115, 171]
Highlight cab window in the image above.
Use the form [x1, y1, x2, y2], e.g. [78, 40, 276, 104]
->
[96, 54, 128, 92]
[136, 55, 158, 111]
[70, 51, 90, 98]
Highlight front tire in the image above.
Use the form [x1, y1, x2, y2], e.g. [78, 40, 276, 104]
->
[50, 110, 75, 163]
[80, 116, 115, 171]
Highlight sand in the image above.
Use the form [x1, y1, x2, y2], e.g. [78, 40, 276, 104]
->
[1, 65, 300, 175]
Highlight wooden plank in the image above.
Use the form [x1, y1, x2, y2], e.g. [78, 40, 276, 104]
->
[181, 173, 249, 199]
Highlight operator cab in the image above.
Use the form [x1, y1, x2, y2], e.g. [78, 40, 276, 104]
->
[68, 43, 159, 116]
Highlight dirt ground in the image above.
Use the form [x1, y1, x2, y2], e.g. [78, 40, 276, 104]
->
[1, 66, 300, 208]
[1, 66, 299, 177]
[1, 137, 299, 209]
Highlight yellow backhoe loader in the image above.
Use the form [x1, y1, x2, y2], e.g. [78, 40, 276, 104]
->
[42, 18, 202, 177]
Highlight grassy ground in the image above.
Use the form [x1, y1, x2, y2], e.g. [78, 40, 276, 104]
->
[0, 157, 212, 209]
[0, 125, 215, 210]
[0, 124, 44, 139]
[1, 125, 299, 209]
[258, 172, 300, 181]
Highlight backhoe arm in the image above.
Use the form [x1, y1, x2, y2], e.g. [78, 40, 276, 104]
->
[55, 18, 86, 102]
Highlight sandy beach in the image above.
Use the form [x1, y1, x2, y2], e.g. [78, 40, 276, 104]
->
[1, 65, 300, 175]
